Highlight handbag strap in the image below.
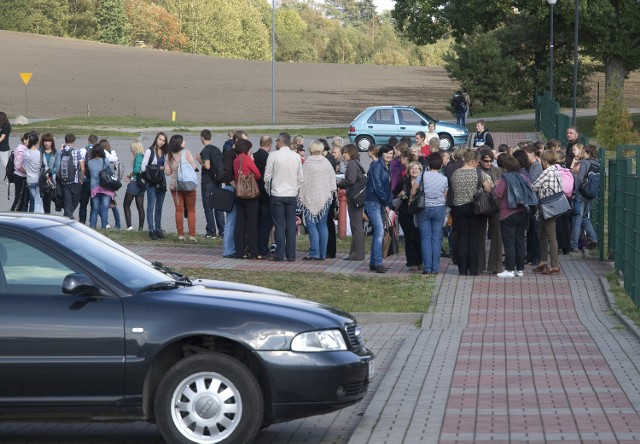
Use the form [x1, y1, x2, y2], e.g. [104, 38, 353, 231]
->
[476, 168, 483, 191]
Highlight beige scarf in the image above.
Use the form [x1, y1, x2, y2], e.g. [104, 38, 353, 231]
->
[297, 155, 337, 221]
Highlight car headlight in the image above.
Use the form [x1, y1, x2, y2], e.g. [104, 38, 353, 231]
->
[291, 329, 347, 352]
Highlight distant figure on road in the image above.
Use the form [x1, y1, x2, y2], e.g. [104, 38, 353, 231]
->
[451, 90, 468, 126]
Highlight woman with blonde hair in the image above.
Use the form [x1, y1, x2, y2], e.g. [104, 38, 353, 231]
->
[394, 159, 423, 270]
[299, 140, 337, 260]
[123, 140, 146, 231]
[531, 150, 563, 274]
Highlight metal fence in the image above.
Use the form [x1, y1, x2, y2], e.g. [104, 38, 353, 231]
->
[608, 145, 640, 306]
[535, 91, 588, 146]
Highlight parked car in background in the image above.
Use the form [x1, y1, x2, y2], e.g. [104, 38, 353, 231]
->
[348, 105, 469, 151]
[0, 213, 374, 444]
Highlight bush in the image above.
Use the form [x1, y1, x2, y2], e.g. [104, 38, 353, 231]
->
[594, 88, 639, 151]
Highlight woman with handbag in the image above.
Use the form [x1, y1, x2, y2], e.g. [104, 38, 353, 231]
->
[298, 140, 337, 261]
[531, 150, 563, 275]
[123, 141, 146, 231]
[338, 144, 366, 261]
[412, 153, 448, 275]
[38, 133, 58, 214]
[86, 141, 114, 229]
[450, 149, 492, 276]
[393, 159, 423, 271]
[141, 132, 168, 240]
[477, 148, 502, 274]
[232, 139, 262, 259]
[164, 135, 199, 243]
[23, 132, 44, 213]
[364, 144, 394, 274]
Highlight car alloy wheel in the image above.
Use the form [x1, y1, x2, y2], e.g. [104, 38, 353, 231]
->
[439, 135, 454, 150]
[155, 353, 263, 444]
[355, 135, 374, 152]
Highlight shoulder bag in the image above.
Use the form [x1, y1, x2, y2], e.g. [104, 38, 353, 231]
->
[38, 151, 56, 199]
[346, 161, 367, 208]
[99, 159, 123, 191]
[473, 169, 498, 216]
[538, 173, 571, 220]
[235, 156, 260, 199]
[408, 172, 426, 215]
[176, 150, 198, 191]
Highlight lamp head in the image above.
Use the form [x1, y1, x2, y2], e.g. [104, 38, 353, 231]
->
[547, 0, 558, 5]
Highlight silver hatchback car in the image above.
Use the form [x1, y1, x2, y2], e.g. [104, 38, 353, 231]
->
[348, 105, 469, 151]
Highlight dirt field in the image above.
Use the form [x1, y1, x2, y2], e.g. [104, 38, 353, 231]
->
[1, 30, 638, 124]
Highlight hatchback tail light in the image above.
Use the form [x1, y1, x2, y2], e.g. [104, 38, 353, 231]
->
[349, 126, 355, 133]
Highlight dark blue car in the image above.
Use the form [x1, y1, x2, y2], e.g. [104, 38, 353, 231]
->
[0, 213, 374, 444]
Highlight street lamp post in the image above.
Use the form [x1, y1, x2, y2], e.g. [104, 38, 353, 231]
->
[572, 0, 580, 126]
[271, 0, 276, 124]
[547, 0, 557, 100]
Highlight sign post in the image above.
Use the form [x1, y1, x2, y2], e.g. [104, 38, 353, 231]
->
[20, 73, 32, 117]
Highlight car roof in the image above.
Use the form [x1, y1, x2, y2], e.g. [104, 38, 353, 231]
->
[366, 105, 415, 110]
[0, 212, 77, 230]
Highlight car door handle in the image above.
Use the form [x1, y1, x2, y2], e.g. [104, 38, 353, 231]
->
[367, 125, 373, 128]
[399, 126, 406, 129]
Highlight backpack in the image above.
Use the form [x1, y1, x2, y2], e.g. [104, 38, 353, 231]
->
[203, 145, 224, 183]
[4, 151, 15, 183]
[111, 160, 124, 182]
[176, 150, 198, 191]
[555, 165, 575, 199]
[579, 162, 600, 199]
[58, 148, 78, 184]
[452, 94, 467, 112]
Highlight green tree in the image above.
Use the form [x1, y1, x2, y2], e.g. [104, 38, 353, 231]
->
[67, 0, 98, 40]
[0, 0, 70, 36]
[595, 87, 639, 150]
[326, 27, 356, 64]
[162, 0, 270, 60]
[97, 0, 130, 45]
[443, 31, 516, 110]
[392, 0, 640, 99]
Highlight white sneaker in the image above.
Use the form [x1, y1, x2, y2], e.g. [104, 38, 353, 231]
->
[515, 270, 524, 277]
[497, 270, 516, 278]
[126, 226, 134, 231]
[105, 224, 112, 229]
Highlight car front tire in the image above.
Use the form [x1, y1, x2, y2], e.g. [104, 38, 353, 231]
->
[154, 352, 264, 444]
[355, 135, 374, 152]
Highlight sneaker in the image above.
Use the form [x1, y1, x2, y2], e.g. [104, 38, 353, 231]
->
[497, 270, 516, 278]
[155, 230, 164, 239]
[515, 270, 524, 277]
[205, 234, 214, 239]
[126, 226, 134, 231]
[149, 231, 158, 240]
[105, 224, 112, 229]
[270, 243, 277, 253]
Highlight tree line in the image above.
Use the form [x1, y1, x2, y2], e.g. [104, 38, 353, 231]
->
[2, 0, 449, 66]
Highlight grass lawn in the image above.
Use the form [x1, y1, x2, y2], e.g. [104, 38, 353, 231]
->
[178, 268, 433, 314]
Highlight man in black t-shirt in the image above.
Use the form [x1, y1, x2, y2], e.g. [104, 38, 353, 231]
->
[473, 120, 494, 149]
[197, 129, 225, 238]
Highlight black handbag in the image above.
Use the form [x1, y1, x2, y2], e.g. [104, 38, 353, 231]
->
[207, 186, 235, 212]
[473, 169, 498, 216]
[99, 160, 122, 191]
[346, 161, 367, 208]
[408, 172, 426, 214]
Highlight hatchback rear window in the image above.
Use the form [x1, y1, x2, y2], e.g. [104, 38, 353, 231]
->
[367, 109, 395, 125]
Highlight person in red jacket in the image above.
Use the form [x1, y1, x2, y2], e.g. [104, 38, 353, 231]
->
[233, 138, 262, 259]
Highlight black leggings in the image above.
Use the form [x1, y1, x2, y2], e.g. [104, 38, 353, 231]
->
[124, 192, 145, 230]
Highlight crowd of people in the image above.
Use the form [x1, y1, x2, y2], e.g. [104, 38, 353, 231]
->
[0, 113, 600, 276]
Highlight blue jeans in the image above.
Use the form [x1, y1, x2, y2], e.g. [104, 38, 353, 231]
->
[90, 193, 111, 229]
[305, 211, 329, 259]
[416, 205, 446, 273]
[146, 184, 166, 232]
[202, 182, 225, 237]
[365, 201, 385, 267]
[111, 205, 121, 229]
[271, 196, 298, 261]
[223, 184, 237, 256]
[570, 195, 597, 249]
[28, 183, 44, 213]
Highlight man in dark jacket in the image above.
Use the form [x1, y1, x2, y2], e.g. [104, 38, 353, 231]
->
[254, 135, 273, 257]
[473, 120, 494, 149]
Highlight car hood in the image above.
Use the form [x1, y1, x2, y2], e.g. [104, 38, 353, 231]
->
[191, 278, 292, 298]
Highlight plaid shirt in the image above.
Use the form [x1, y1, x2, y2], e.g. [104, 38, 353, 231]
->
[531, 166, 562, 199]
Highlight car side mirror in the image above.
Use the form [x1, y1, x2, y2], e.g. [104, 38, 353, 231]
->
[62, 273, 100, 296]
[420, 120, 427, 126]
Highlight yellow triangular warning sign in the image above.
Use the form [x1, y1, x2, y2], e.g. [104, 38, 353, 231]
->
[20, 73, 32, 85]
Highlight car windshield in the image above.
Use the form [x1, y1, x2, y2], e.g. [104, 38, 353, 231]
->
[38, 224, 172, 292]
[413, 108, 436, 123]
